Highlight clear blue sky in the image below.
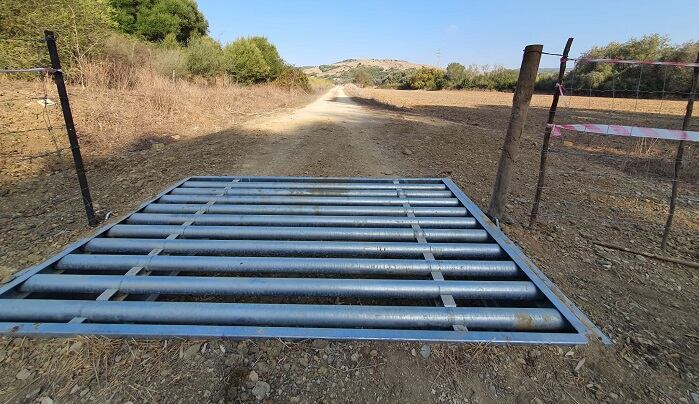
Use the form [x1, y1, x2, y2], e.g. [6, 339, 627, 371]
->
[197, 0, 699, 69]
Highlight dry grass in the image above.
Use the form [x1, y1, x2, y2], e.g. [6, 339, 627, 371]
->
[360, 88, 696, 117]
[0, 69, 322, 180]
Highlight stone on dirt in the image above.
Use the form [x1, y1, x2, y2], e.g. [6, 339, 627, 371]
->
[251, 381, 271, 400]
[16, 368, 32, 380]
[401, 148, 413, 155]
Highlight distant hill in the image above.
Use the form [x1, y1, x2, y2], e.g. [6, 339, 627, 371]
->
[303, 59, 437, 83]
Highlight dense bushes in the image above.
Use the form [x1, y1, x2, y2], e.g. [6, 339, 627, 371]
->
[275, 68, 311, 92]
[407, 67, 447, 90]
[567, 35, 698, 97]
[110, 0, 208, 44]
[0, 0, 115, 74]
[1, 2, 311, 91]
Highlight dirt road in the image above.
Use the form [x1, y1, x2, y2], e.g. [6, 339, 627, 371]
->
[0, 86, 697, 403]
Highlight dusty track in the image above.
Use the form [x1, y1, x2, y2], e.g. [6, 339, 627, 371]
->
[0, 86, 697, 403]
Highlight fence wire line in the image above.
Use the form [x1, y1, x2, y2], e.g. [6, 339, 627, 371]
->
[532, 55, 698, 250]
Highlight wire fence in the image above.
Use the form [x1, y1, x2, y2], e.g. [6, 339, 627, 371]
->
[0, 33, 97, 251]
[530, 48, 698, 257]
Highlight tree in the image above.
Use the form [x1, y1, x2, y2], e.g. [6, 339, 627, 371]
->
[249, 37, 285, 78]
[0, 0, 115, 75]
[352, 69, 374, 87]
[110, 0, 208, 44]
[446, 62, 466, 87]
[567, 35, 699, 97]
[407, 67, 447, 90]
[223, 38, 270, 84]
[275, 67, 311, 92]
[185, 35, 223, 76]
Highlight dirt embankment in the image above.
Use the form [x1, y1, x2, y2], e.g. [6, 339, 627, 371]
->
[0, 85, 697, 403]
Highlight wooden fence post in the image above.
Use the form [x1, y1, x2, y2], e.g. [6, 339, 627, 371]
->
[529, 38, 574, 227]
[660, 51, 699, 249]
[487, 44, 543, 222]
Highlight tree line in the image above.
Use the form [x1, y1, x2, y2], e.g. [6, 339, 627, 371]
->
[0, 0, 310, 90]
[351, 35, 698, 97]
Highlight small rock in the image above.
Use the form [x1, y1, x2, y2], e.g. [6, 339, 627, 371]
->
[248, 370, 259, 383]
[596, 258, 612, 269]
[574, 358, 586, 373]
[410, 348, 417, 357]
[251, 381, 270, 400]
[16, 368, 32, 380]
[39, 397, 54, 404]
[635, 254, 646, 263]
[529, 349, 541, 359]
[351, 352, 360, 362]
[182, 343, 202, 360]
[533, 398, 544, 404]
[546, 235, 554, 242]
[69, 341, 83, 352]
[690, 392, 699, 404]
[420, 345, 431, 359]
[609, 393, 619, 400]
[370, 350, 378, 357]
[402, 148, 413, 156]
[151, 142, 165, 150]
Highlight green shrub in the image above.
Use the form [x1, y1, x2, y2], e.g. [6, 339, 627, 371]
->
[319, 64, 335, 72]
[275, 67, 311, 92]
[249, 36, 284, 78]
[0, 0, 115, 76]
[111, 0, 208, 44]
[407, 67, 447, 90]
[223, 38, 270, 84]
[352, 69, 374, 87]
[446, 63, 466, 88]
[185, 35, 223, 77]
[154, 48, 188, 79]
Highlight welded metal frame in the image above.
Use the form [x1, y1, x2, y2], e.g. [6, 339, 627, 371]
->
[0, 176, 608, 345]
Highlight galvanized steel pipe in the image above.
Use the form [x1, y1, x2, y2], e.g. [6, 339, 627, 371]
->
[107, 224, 490, 242]
[158, 195, 460, 206]
[182, 180, 446, 190]
[21, 275, 541, 300]
[142, 204, 468, 217]
[83, 239, 504, 258]
[56, 255, 520, 278]
[170, 188, 453, 198]
[126, 213, 477, 228]
[0, 300, 566, 331]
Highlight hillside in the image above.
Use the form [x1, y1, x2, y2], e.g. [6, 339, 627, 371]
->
[303, 58, 437, 83]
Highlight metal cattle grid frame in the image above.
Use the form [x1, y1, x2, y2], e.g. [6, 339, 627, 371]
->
[0, 176, 609, 345]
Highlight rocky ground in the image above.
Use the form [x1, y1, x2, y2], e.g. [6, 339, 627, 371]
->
[0, 86, 697, 403]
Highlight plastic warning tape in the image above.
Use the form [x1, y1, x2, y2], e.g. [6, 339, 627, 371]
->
[548, 124, 699, 142]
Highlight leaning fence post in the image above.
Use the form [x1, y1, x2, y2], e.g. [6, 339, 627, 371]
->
[529, 38, 574, 227]
[660, 51, 699, 249]
[44, 30, 97, 226]
[487, 44, 543, 222]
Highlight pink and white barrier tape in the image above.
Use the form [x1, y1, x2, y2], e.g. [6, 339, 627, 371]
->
[574, 58, 699, 68]
[548, 124, 699, 142]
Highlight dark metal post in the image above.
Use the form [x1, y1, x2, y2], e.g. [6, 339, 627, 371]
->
[529, 38, 574, 227]
[44, 30, 97, 226]
[660, 51, 699, 249]
[487, 44, 543, 221]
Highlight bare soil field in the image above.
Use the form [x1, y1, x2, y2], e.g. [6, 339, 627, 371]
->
[0, 85, 697, 403]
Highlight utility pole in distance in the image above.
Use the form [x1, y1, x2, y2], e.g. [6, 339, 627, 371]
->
[44, 30, 97, 226]
[487, 44, 543, 222]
